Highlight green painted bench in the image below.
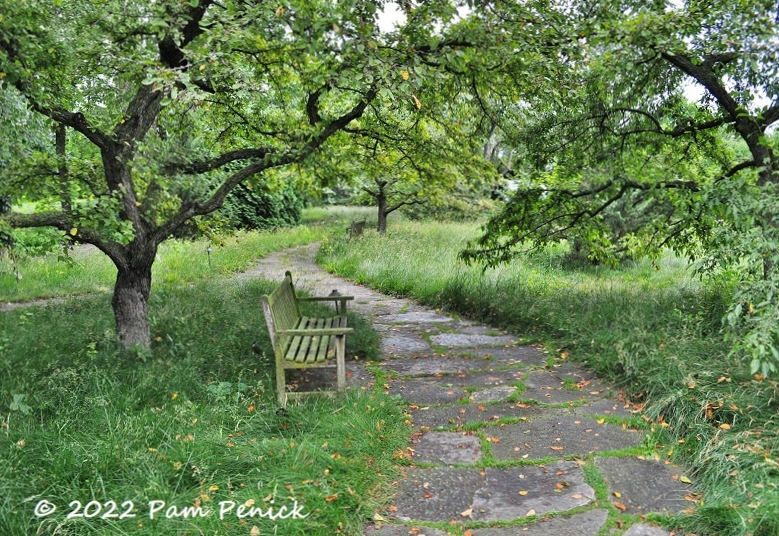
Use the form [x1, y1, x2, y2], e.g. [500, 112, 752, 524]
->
[262, 271, 354, 406]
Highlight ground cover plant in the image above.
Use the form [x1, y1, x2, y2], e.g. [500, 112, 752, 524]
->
[319, 220, 779, 536]
[0, 222, 407, 536]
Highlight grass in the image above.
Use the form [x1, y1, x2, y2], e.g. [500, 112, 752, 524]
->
[318, 219, 779, 536]
[0, 225, 329, 303]
[0, 218, 408, 536]
[300, 205, 377, 226]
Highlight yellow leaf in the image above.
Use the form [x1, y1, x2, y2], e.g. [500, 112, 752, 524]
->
[250, 526, 260, 536]
[460, 507, 473, 517]
[70, 228, 78, 236]
[199, 65, 206, 71]
[518, 490, 528, 496]
[597, 418, 605, 424]
[400, 70, 410, 80]
[209, 485, 219, 492]
[720, 423, 731, 430]
[613, 491, 622, 498]
[244, 499, 255, 507]
[412, 94, 422, 109]
[680, 475, 692, 484]
[171, 392, 178, 400]
[373, 513, 385, 522]
[525, 509, 536, 517]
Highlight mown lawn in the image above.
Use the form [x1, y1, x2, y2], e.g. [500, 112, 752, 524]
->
[319, 220, 779, 536]
[0, 219, 408, 536]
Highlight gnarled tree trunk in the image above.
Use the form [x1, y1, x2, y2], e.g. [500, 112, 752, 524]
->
[111, 244, 157, 349]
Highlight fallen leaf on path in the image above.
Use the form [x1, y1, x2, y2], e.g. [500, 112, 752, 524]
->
[612, 501, 627, 511]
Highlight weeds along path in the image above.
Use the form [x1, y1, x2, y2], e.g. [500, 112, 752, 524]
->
[247, 243, 689, 536]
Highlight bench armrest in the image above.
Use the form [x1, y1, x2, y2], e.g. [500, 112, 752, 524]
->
[277, 327, 354, 336]
[298, 296, 355, 302]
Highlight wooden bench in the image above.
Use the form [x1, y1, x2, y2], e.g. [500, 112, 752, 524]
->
[262, 271, 354, 406]
[347, 219, 366, 239]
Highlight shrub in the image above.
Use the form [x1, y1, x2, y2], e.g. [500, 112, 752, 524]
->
[222, 182, 303, 231]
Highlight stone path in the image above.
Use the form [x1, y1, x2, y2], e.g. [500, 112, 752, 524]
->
[244, 243, 693, 536]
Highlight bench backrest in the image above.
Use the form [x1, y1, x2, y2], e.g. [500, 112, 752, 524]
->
[349, 220, 366, 238]
[261, 271, 301, 349]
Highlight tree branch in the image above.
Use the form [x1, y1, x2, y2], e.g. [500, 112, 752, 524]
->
[4, 211, 126, 264]
[165, 148, 276, 174]
[156, 87, 378, 241]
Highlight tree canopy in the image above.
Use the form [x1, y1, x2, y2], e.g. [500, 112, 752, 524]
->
[458, 0, 779, 374]
[2, 0, 778, 373]
[0, 0, 476, 348]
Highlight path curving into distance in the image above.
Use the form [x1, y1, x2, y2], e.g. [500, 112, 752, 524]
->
[245, 243, 691, 536]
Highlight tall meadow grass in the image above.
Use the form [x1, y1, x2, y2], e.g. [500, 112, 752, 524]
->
[319, 220, 779, 536]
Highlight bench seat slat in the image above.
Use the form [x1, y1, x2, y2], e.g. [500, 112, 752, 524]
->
[312, 317, 334, 363]
[283, 316, 308, 361]
[301, 318, 318, 363]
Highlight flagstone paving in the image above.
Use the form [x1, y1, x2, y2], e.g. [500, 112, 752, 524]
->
[246, 243, 692, 536]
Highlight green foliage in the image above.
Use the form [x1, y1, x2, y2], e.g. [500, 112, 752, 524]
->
[2, 0, 493, 347]
[222, 182, 303, 231]
[454, 0, 779, 375]
[8, 227, 66, 257]
[702, 177, 779, 377]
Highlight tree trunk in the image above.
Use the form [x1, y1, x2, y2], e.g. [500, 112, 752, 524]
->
[111, 247, 156, 349]
[377, 187, 388, 234]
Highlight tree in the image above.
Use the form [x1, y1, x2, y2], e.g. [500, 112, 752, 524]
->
[0, 0, 470, 349]
[461, 0, 779, 373]
[311, 107, 494, 233]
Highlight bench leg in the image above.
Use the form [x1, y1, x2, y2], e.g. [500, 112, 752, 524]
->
[275, 350, 288, 407]
[335, 334, 346, 392]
